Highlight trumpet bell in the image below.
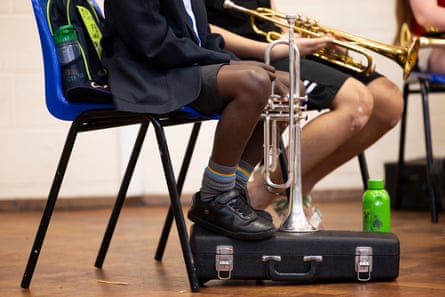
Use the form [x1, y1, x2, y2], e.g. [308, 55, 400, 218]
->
[399, 23, 445, 47]
[397, 23, 420, 79]
[403, 38, 420, 80]
[279, 192, 316, 232]
[280, 213, 315, 232]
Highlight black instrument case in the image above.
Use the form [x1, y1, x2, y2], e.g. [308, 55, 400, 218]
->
[189, 224, 400, 284]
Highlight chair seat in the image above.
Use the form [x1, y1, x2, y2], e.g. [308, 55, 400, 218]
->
[406, 71, 445, 88]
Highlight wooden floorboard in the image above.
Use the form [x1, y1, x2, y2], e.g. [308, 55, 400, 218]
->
[0, 199, 444, 297]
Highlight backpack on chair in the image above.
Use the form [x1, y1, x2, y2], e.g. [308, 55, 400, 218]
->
[47, 0, 112, 104]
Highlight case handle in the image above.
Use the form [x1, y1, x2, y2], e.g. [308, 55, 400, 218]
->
[262, 255, 323, 282]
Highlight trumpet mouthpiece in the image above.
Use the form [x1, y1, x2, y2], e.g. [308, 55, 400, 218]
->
[223, 0, 234, 8]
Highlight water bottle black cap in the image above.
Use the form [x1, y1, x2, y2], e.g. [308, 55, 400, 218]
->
[53, 24, 78, 44]
[367, 179, 384, 189]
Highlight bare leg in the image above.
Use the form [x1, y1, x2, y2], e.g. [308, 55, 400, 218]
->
[302, 77, 403, 195]
[188, 62, 279, 241]
[211, 63, 273, 167]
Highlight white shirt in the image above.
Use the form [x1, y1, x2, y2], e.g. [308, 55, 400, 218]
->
[182, 0, 201, 46]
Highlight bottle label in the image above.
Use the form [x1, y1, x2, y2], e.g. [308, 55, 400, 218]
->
[58, 42, 80, 64]
[61, 56, 87, 90]
[363, 210, 385, 231]
[363, 190, 391, 232]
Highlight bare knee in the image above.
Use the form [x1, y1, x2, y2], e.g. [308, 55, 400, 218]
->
[380, 89, 403, 130]
[334, 79, 374, 132]
[368, 78, 404, 130]
[236, 68, 272, 111]
[352, 88, 374, 131]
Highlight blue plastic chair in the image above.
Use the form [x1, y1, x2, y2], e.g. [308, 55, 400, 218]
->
[22, 0, 219, 292]
[395, 71, 445, 223]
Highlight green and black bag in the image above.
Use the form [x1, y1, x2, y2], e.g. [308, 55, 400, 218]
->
[47, 0, 112, 103]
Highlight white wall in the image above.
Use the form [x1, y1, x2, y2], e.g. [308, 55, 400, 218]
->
[0, 0, 443, 201]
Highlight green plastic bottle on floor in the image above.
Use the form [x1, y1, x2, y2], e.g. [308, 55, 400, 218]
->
[363, 179, 391, 232]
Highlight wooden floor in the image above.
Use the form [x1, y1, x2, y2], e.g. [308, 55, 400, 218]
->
[1, 199, 444, 297]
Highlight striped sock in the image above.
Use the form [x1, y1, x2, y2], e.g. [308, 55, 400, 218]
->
[200, 160, 236, 201]
[235, 160, 254, 193]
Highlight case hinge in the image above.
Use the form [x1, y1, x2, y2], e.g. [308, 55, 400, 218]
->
[216, 245, 233, 280]
[355, 246, 373, 281]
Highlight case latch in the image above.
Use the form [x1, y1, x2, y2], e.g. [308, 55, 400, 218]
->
[216, 245, 233, 280]
[355, 246, 373, 281]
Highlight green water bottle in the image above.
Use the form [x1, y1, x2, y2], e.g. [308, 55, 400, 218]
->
[53, 25, 87, 91]
[363, 179, 391, 232]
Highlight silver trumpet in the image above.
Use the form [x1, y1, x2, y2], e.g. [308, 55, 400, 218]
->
[261, 14, 316, 232]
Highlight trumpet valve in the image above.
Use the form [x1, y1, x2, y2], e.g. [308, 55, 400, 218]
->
[312, 20, 321, 33]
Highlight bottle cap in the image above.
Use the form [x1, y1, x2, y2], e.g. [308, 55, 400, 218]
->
[367, 179, 384, 189]
[53, 24, 78, 44]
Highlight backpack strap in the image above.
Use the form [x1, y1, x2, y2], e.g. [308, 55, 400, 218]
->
[46, 0, 56, 34]
[76, 4, 103, 58]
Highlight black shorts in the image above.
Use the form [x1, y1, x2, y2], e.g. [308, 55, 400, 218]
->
[188, 64, 226, 116]
[272, 57, 383, 111]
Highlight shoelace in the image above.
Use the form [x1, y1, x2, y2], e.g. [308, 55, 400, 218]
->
[229, 198, 254, 217]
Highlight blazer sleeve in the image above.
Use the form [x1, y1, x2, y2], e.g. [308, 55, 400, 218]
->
[104, 0, 233, 68]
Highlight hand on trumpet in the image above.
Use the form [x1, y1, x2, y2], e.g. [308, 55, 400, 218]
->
[291, 32, 336, 57]
[229, 60, 290, 96]
[321, 32, 349, 56]
[269, 28, 335, 58]
[229, 59, 277, 81]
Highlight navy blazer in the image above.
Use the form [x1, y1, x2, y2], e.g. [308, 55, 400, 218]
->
[102, 0, 237, 113]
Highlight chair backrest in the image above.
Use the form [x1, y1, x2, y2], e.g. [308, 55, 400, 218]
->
[31, 0, 114, 121]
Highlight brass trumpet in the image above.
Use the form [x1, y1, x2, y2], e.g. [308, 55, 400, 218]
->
[224, 0, 419, 80]
[400, 22, 445, 48]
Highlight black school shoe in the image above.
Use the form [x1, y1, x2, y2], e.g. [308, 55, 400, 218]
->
[238, 187, 273, 222]
[188, 190, 276, 240]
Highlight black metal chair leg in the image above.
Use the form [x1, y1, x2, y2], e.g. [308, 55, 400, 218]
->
[395, 82, 410, 210]
[95, 120, 150, 268]
[154, 122, 202, 262]
[395, 79, 439, 222]
[358, 152, 369, 191]
[419, 81, 439, 223]
[21, 120, 83, 288]
[149, 117, 200, 292]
